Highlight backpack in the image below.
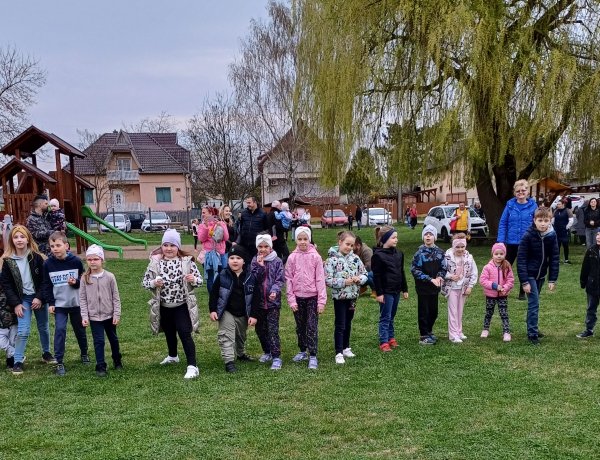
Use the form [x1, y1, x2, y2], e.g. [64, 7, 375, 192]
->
[212, 224, 225, 244]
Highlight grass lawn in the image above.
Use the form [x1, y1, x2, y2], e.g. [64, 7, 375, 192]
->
[1, 225, 598, 459]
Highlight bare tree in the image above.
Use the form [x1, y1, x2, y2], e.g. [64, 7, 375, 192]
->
[184, 94, 255, 206]
[121, 111, 177, 133]
[0, 45, 46, 147]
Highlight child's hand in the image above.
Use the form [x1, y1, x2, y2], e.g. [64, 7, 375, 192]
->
[82, 319, 89, 327]
[290, 304, 298, 312]
[548, 282, 556, 291]
[248, 317, 257, 326]
[431, 277, 441, 287]
[451, 274, 460, 282]
[154, 277, 164, 288]
[15, 304, 24, 318]
[31, 298, 42, 309]
[317, 304, 325, 314]
[522, 283, 531, 294]
[402, 292, 409, 300]
[49, 306, 55, 314]
[113, 318, 120, 326]
[269, 292, 276, 301]
[67, 277, 77, 285]
[209, 312, 218, 321]
[344, 278, 354, 286]
[376, 295, 384, 303]
[257, 255, 265, 266]
[184, 274, 195, 283]
[464, 287, 472, 296]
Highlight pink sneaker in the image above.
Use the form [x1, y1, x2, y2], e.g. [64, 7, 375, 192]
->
[480, 330, 489, 338]
[503, 333, 512, 342]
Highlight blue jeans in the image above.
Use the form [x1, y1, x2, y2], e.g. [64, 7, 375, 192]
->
[90, 319, 121, 366]
[526, 278, 545, 338]
[366, 271, 375, 290]
[378, 293, 400, 344]
[54, 307, 89, 364]
[585, 228, 599, 249]
[14, 295, 51, 363]
[205, 254, 227, 294]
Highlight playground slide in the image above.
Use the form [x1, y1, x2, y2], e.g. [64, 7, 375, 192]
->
[81, 206, 148, 249]
[66, 223, 123, 259]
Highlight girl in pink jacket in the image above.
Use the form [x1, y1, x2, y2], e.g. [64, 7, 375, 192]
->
[197, 206, 229, 293]
[479, 243, 515, 342]
[285, 226, 326, 370]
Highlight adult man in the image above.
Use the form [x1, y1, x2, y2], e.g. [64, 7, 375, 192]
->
[26, 195, 54, 256]
[236, 196, 268, 260]
[355, 205, 363, 230]
[267, 200, 289, 263]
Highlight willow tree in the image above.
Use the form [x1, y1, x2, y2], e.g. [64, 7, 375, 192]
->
[296, 0, 600, 233]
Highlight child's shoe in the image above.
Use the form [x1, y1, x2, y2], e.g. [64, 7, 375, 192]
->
[528, 336, 540, 345]
[342, 347, 356, 358]
[113, 354, 123, 370]
[292, 351, 308, 362]
[160, 355, 180, 365]
[42, 352, 57, 364]
[225, 361, 237, 373]
[270, 358, 282, 370]
[184, 365, 200, 379]
[480, 330, 489, 338]
[335, 353, 345, 364]
[96, 363, 107, 377]
[308, 356, 318, 369]
[503, 333, 512, 342]
[81, 354, 91, 365]
[576, 330, 594, 338]
[379, 343, 392, 352]
[419, 336, 435, 345]
[6, 356, 14, 369]
[55, 363, 66, 376]
[259, 353, 273, 363]
[388, 338, 399, 349]
[236, 353, 255, 362]
[459, 334, 468, 340]
[11, 362, 23, 375]
[450, 337, 463, 343]
[429, 333, 438, 343]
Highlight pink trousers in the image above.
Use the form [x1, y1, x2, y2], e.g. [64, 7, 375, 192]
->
[447, 289, 466, 340]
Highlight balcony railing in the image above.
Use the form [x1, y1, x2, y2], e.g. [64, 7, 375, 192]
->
[107, 169, 139, 182]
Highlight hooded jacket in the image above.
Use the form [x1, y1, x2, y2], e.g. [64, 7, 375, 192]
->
[371, 246, 408, 295]
[42, 252, 84, 308]
[581, 243, 600, 296]
[250, 252, 285, 309]
[441, 248, 478, 297]
[517, 224, 559, 284]
[479, 260, 515, 298]
[411, 244, 447, 295]
[208, 266, 259, 319]
[198, 219, 229, 255]
[497, 197, 538, 245]
[285, 244, 327, 307]
[325, 246, 367, 300]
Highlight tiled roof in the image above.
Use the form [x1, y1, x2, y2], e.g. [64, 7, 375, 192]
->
[73, 131, 190, 176]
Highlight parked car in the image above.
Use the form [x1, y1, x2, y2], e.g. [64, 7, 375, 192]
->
[320, 209, 349, 228]
[127, 212, 146, 230]
[141, 211, 172, 232]
[423, 205, 488, 242]
[550, 194, 596, 210]
[100, 213, 131, 233]
[362, 207, 393, 226]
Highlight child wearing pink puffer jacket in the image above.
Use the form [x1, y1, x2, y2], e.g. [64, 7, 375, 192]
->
[479, 243, 515, 342]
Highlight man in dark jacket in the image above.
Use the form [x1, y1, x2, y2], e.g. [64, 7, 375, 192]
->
[355, 206, 363, 230]
[577, 231, 600, 338]
[25, 195, 54, 256]
[236, 196, 268, 262]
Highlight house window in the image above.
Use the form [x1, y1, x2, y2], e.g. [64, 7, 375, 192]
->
[156, 187, 172, 203]
[117, 158, 131, 170]
[84, 189, 94, 204]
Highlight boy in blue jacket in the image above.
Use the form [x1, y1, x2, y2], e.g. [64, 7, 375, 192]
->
[42, 232, 89, 375]
[517, 208, 559, 345]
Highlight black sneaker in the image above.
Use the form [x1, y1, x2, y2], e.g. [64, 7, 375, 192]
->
[225, 362, 237, 373]
[113, 354, 123, 370]
[564, 260, 572, 264]
[55, 363, 66, 376]
[81, 354, 91, 365]
[96, 364, 107, 377]
[577, 330, 594, 338]
[12, 362, 23, 375]
[537, 332, 546, 339]
[6, 356, 14, 369]
[236, 354, 254, 362]
[518, 294, 526, 301]
[42, 352, 57, 364]
[528, 336, 540, 345]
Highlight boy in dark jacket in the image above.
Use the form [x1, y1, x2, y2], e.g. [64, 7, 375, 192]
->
[577, 231, 600, 338]
[411, 225, 447, 345]
[517, 207, 559, 345]
[209, 245, 260, 373]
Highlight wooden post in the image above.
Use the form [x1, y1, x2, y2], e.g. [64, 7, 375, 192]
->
[69, 154, 82, 254]
[54, 149, 64, 207]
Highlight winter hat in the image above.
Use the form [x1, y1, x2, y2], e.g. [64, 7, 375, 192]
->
[161, 229, 181, 249]
[228, 244, 248, 260]
[85, 244, 104, 260]
[49, 198, 60, 208]
[422, 224, 437, 241]
[379, 228, 397, 246]
[295, 225, 312, 241]
[491, 242, 507, 256]
[256, 234, 273, 248]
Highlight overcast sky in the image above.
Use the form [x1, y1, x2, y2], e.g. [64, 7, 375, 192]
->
[1, 1, 270, 162]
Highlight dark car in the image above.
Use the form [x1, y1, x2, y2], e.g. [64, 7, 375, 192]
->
[127, 212, 146, 230]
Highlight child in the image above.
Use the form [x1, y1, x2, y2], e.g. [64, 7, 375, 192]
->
[442, 233, 478, 343]
[0, 225, 54, 375]
[47, 198, 66, 232]
[411, 224, 447, 345]
[250, 234, 285, 370]
[347, 214, 354, 230]
[371, 226, 409, 352]
[191, 218, 199, 251]
[42, 231, 89, 376]
[80, 245, 122, 377]
[0, 283, 17, 370]
[517, 207, 559, 345]
[285, 226, 327, 369]
[479, 243, 514, 341]
[209, 245, 259, 373]
[325, 231, 367, 363]
[143, 229, 202, 379]
[577, 231, 600, 338]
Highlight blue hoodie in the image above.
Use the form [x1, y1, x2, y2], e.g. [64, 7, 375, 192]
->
[42, 252, 84, 308]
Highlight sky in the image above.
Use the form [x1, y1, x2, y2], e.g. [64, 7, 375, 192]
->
[1, 0, 271, 167]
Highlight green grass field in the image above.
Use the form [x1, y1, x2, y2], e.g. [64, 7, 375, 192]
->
[2, 225, 597, 459]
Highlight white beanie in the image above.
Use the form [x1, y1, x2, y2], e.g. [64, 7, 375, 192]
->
[49, 198, 60, 207]
[162, 228, 181, 248]
[256, 234, 273, 248]
[422, 224, 437, 241]
[86, 244, 105, 260]
[295, 226, 312, 241]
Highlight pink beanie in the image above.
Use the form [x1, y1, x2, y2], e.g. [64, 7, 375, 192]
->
[491, 242, 506, 256]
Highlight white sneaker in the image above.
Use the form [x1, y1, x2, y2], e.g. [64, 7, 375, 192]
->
[160, 355, 180, 365]
[480, 330, 489, 338]
[450, 337, 463, 343]
[183, 365, 199, 379]
[335, 353, 345, 364]
[342, 348, 355, 358]
[270, 358, 282, 370]
[459, 334, 467, 340]
[259, 353, 272, 363]
[503, 333, 512, 342]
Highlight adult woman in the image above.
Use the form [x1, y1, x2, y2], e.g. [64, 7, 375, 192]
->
[584, 198, 600, 249]
[574, 205, 587, 245]
[219, 204, 236, 253]
[197, 206, 229, 293]
[409, 204, 418, 230]
[497, 179, 538, 299]
[552, 199, 574, 263]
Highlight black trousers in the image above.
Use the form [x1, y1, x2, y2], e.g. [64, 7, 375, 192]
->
[417, 294, 439, 337]
[333, 299, 355, 354]
[160, 304, 196, 366]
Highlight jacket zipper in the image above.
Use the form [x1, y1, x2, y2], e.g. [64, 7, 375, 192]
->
[536, 234, 545, 280]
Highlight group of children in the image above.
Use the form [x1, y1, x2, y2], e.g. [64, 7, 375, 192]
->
[2, 205, 600, 380]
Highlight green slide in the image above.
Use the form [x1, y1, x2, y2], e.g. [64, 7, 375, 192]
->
[66, 222, 124, 259]
[81, 205, 148, 249]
